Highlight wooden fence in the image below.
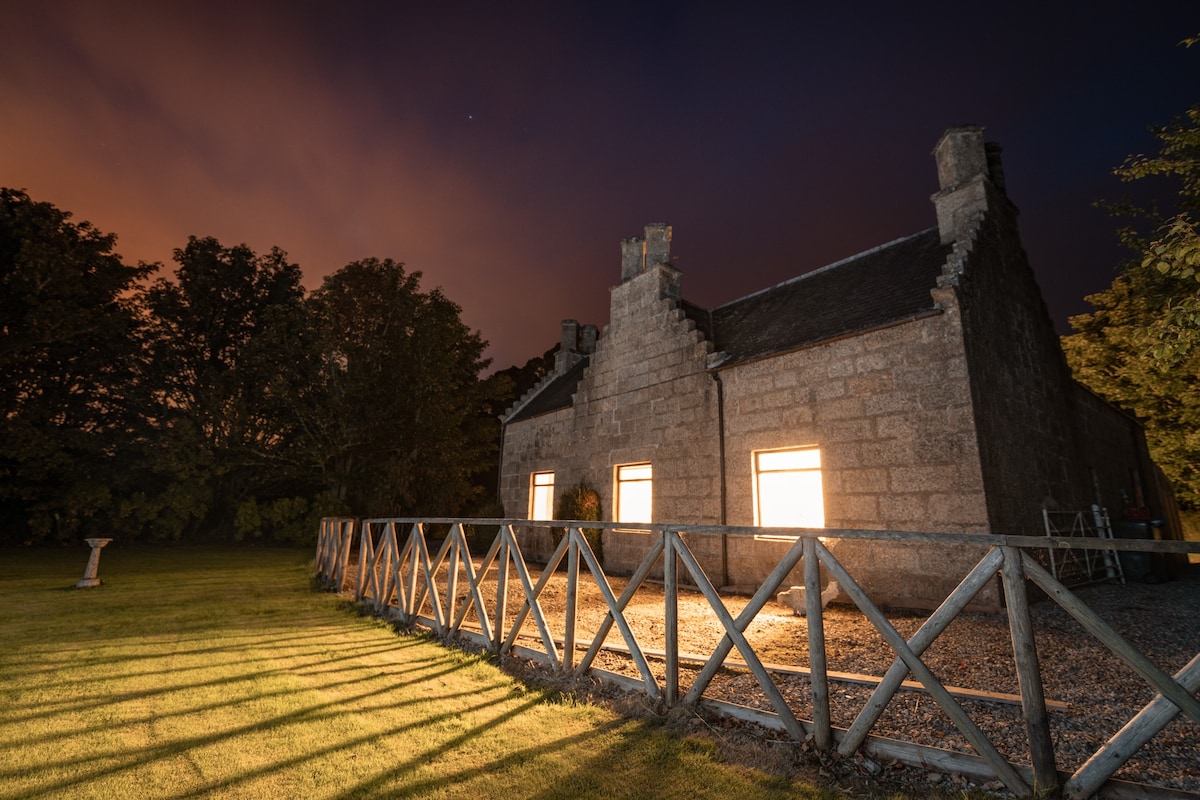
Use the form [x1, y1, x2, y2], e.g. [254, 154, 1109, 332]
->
[313, 517, 1199, 800]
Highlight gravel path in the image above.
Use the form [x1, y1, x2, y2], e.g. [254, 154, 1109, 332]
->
[359, 560, 1200, 796]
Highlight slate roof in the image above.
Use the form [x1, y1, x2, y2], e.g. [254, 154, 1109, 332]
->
[707, 228, 950, 365]
[506, 228, 950, 422]
[508, 357, 589, 423]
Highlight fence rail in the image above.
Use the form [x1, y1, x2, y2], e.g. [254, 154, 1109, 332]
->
[314, 517, 1199, 800]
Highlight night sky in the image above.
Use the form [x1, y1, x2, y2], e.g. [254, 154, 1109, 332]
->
[3, 1, 1198, 370]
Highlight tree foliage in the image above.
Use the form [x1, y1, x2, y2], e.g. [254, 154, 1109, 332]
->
[1063, 268, 1200, 508]
[489, 346, 556, 411]
[300, 258, 500, 517]
[139, 236, 312, 539]
[1138, 214, 1200, 365]
[1064, 79, 1200, 509]
[0, 189, 153, 543]
[1113, 98, 1200, 367]
[1, 190, 540, 545]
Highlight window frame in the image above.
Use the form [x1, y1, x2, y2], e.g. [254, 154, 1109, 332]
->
[614, 462, 653, 527]
[752, 446, 825, 535]
[529, 470, 555, 521]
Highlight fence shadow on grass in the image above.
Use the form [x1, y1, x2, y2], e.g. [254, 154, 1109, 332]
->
[7, 548, 670, 800]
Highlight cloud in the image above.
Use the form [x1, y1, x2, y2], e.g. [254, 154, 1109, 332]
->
[4, 1, 1197, 369]
[0, 2, 566, 364]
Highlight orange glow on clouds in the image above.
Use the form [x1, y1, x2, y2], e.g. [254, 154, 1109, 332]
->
[0, 2, 588, 369]
[3, 2, 1196, 370]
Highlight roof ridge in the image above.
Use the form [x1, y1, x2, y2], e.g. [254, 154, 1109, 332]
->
[711, 228, 939, 312]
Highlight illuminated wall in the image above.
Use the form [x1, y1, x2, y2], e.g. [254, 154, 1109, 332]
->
[499, 129, 1164, 611]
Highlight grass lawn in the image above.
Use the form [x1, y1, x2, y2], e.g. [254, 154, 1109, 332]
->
[0, 545, 848, 800]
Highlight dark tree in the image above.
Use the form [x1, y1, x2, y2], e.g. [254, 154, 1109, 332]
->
[140, 236, 310, 539]
[0, 189, 153, 544]
[299, 258, 498, 516]
[488, 346, 556, 413]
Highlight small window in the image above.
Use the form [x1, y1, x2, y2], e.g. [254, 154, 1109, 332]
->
[615, 463, 653, 524]
[530, 471, 555, 521]
[754, 447, 824, 528]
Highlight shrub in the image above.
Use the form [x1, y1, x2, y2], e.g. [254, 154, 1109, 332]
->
[234, 492, 348, 545]
[552, 482, 603, 563]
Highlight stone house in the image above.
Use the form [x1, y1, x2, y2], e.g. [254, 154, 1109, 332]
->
[497, 126, 1165, 610]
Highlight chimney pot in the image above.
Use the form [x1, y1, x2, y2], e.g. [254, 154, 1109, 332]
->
[644, 223, 671, 268]
[933, 126, 988, 192]
[580, 324, 598, 354]
[555, 319, 581, 371]
[621, 237, 645, 281]
[559, 319, 579, 353]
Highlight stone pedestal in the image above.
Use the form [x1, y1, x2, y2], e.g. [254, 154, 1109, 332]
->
[76, 538, 113, 588]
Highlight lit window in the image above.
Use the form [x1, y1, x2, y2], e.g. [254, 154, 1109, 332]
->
[615, 463, 653, 524]
[530, 471, 555, 521]
[754, 447, 824, 528]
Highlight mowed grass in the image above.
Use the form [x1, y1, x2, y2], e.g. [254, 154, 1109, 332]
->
[0, 546, 842, 800]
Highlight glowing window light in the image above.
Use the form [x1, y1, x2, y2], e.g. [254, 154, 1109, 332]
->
[530, 471, 555, 521]
[615, 463, 653, 524]
[754, 447, 824, 528]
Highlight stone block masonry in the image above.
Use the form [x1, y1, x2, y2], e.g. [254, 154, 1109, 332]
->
[499, 128, 1170, 611]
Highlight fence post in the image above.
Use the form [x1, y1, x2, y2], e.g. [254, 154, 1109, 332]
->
[316, 519, 328, 576]
[334, 519, 354, 592]
[406, 523, 422, 624]
[664, 529, 679, 705]
[564, 527, 579, 673]
[356, 521, 373, 602]
[494, 525, 511, 653]
[1001, 545, 1058, 792]
[803, 535, 831, 750]
[445, 524, 461, 629]
[315, 520, 327, 579]
[376, 526, 395, 611]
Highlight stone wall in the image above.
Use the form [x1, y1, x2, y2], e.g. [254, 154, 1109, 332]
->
[501, 221, 1002, 609]
[948, 205, 1088, 534]
[1069, 384, 1162, 518]
[718, 310, 998, 609]
[928, 128, 1164, 540]
[499, 404, 573, 561]
[574, 260, 722, 574]
[499, 239, 723, 570]
[499, 131, 1164, 612]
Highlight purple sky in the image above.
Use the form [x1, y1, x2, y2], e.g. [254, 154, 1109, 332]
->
[3, 1, 1197, 370]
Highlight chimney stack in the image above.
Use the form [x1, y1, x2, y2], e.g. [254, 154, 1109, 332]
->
[933, 125, 988, 193]
[644, 223, 671, 268]
[555, 319, 582, 371]
[621, 237, 645, 281]
[579, 324, 598, 354]
[931, 125, 1009, 244]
